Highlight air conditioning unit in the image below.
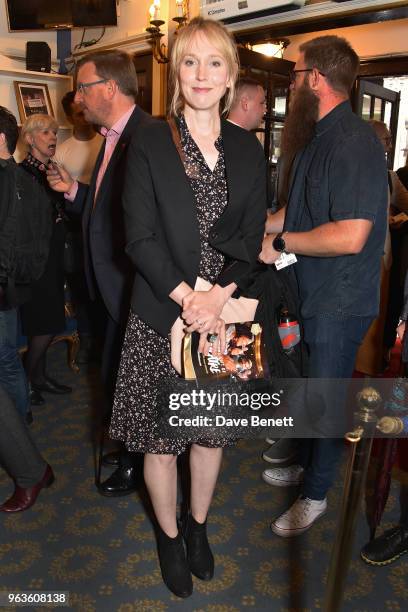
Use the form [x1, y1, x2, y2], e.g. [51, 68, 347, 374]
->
[200, 0, 306, 23]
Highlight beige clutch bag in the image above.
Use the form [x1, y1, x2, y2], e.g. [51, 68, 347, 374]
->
[170, 277, 259, 375]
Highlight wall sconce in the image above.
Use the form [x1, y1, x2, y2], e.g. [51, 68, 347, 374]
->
[146, 1, 189, 64]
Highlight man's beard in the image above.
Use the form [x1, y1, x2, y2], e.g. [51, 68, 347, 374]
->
[281, 80, 319, 159]
[278, 80, 319, 205]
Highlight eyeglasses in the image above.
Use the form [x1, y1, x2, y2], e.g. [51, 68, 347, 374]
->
[76, 79, 108, 94]
[289, 68, 326, 83]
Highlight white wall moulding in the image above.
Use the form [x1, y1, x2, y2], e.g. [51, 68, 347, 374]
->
[208, 0, 408, 33]
[72, 32, 152, 60]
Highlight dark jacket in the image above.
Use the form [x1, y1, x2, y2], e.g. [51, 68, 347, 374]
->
[123, 118, 267, 337]
[70, 106, 154, 324]
[0, 158, 52, 308]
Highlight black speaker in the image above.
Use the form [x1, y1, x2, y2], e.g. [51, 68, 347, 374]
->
[26, 42, 51, 73]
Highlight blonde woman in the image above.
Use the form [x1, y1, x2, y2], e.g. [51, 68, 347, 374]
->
[19, 114, 71, 406]
[110, 18, 266, 597]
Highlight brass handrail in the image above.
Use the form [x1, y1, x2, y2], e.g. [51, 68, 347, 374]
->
[324, 386, 382, 612]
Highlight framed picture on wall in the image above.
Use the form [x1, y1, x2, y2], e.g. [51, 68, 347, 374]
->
[14, 81, 54, 122]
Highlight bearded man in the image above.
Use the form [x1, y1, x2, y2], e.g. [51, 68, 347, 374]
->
[259, 36, 388, 536]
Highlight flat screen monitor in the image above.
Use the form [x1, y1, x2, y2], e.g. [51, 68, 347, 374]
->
[6, 0, 118, 31]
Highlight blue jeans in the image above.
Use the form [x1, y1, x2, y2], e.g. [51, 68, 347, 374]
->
[299, 314, 373, 500]
[0, 308, 29, 418]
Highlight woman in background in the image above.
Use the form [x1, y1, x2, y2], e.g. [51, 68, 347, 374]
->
[19, 114, 71, 405]
[355, 120, 408, 375]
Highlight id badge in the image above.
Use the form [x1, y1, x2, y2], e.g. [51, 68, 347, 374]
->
[274, 252, 297, 270]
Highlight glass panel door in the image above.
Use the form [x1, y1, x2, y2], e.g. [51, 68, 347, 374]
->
[238, 47, 294, 208]
[355, 79, 400, 168]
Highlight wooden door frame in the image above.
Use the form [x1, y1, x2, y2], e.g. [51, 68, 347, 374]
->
[355, 57, 407, 168]
[133, 51, 153, 115]
[359, 56, 408, 78]
[355, 79, 400, 167]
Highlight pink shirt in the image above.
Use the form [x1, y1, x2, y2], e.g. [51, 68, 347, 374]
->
[65, 104, 135, 203]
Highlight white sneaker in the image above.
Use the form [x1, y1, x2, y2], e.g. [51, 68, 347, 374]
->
[265, 437, 276, 445]
[262, 464, 304, 487]
[271, 496, 327, 537]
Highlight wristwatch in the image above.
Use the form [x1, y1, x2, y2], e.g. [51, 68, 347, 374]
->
[273, 232, 287, 253]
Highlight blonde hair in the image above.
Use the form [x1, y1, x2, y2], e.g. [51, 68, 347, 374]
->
[169, 17, 239, 117]
[21, 114, 58, 148]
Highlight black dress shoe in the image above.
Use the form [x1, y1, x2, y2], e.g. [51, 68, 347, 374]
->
[32, 377, 72, 395]
[182, 513, 214, 580]
[29, 389, 45, 406]
[97, 466, 139, 497]
[102, 450, 121, 467]
[361, 525, 408, 565]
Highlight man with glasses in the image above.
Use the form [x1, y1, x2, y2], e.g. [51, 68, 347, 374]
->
[259, 36, 388, 536]
[48, 50, 153, 496]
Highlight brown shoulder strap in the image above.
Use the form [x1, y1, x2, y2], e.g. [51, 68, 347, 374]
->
[167, 117, 187, 169]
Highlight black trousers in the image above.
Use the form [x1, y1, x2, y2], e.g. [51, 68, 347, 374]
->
[0, 385, 46, 488]
[100, 311, 126, 407]
[98, 306, 137, 468]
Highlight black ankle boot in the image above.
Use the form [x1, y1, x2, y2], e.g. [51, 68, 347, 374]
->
[183, 513, 214, 581]
[156, 526, 193, 598]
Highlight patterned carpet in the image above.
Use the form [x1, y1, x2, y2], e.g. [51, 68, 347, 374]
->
[0, 343, 407, 612]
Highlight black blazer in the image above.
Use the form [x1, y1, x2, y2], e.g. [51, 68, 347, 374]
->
[70, 106, 154, 324]
[123, 118, 267, 337]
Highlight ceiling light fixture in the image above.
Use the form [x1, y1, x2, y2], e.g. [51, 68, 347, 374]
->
[251, 39, 290, 59]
